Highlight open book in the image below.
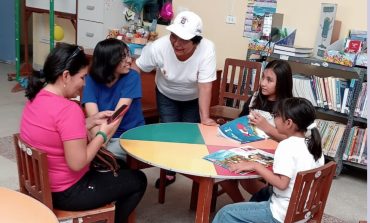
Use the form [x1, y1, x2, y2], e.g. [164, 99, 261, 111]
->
[218, 110, 274, 143]
[203, 146, 274, 175]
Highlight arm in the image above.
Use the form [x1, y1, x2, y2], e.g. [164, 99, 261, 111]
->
[198, 82, 217, 126]
[249, 110, 288, 142]
[63, 119, 120, 171]
[229, 161, 291, 190]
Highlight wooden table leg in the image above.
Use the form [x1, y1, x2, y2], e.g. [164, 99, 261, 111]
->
[195, 177, 214, 223]
[190, 181, 199, 211]
[158, 168, 166, 204]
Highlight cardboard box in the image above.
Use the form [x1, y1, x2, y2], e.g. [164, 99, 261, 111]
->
[313, 3, 337, 59]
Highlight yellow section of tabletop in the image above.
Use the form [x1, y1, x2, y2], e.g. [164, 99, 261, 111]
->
[121, 139, 218, 177]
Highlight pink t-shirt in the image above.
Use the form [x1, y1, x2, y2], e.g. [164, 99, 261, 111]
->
[20, 89, 89, 192]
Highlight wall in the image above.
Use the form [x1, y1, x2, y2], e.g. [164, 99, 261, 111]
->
[167, 0, 367, 68]
[32, 14, 75, 70]
[32, 0, 367, 69]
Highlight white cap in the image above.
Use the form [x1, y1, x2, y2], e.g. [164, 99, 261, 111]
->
[166, 11, 203, 40]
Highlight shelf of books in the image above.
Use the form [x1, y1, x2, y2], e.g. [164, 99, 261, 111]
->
[247, 49, 367, 175]
[278, 56, 367, 175]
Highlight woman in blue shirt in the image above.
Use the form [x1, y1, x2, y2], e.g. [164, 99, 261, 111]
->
[82, 38, 145, 160]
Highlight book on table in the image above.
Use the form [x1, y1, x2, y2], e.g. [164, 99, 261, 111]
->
[218, 110, 274, 143]
[273, 49, 312, 58]
[274, 44, 313, 53]
[203, 146, 274, 175]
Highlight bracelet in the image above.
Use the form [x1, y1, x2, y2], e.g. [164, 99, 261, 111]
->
[96, 131, 108, 143]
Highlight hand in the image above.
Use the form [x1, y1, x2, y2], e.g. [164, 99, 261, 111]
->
[249, 111, 269, 131]
[86, 111, 114, 130]
[201, 117, 219, 126]
[228, 161, 257, 174]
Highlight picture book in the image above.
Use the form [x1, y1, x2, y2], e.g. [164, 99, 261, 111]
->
[218, 111, 273, 143]
[203, 146, 274, 175]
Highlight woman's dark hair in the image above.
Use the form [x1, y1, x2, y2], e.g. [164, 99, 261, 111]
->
[191, 35, 203, 45]
[252, 59, 293, 109]
[90, 38, 130, 84]
[274, 97, 322, 161]
[25, 43, 88, 101]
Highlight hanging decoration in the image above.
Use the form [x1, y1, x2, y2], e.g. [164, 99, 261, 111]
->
[54, 24, 64, 41]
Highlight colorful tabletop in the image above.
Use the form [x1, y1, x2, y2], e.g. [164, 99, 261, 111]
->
[120, 122, 278, 179]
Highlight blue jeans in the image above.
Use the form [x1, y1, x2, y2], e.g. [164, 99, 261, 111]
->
[107, 138, 127, 161]
[212, 201, 280, 223]
[156, 88, 200, 123]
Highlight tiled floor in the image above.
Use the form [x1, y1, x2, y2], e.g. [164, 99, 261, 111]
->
[0, 62, 367, 222]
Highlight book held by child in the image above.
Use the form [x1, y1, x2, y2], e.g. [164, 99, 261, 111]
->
[218, 109, 274, 143]
[203, 146, 274, 175]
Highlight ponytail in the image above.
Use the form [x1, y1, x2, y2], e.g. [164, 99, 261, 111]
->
[25, 70, 46, 101]
[305, 124, 322, 161]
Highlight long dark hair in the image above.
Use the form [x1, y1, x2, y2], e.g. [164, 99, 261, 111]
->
[274, 97, 322, 161]
[251, 60, 293, 109]
[25, 43, 88, 101]
[90, 38, 130, 84]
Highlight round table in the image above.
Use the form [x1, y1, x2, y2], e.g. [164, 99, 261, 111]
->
[0, 187, 58, 223]
[120, 123, 278, 223]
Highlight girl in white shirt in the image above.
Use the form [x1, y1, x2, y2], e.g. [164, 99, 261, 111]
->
[213, 97, 324, 223]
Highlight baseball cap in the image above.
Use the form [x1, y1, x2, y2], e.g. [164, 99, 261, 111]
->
[166, 11, 203, 40]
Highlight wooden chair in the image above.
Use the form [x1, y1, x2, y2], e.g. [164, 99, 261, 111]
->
[13, 133, 130, 223]
[210, 58, 262, 123]
[284, 161, 337, 223]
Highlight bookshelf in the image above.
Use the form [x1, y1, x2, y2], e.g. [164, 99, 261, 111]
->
[247, 50, 367, 176]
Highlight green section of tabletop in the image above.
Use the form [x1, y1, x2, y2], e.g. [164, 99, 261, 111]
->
[121, 123, 205, 144]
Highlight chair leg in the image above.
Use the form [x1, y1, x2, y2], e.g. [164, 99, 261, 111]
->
[210, 184, 219, 212]
[158, 168, 166, 204]
[218, 180, 244, 202]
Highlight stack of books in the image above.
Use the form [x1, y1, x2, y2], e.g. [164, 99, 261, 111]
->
[273, 44, 313, 58]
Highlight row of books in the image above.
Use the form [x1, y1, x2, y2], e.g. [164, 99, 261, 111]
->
[292, 75, 367, 118]
[273, 44, 313, 58]
[316, 119, 367, 165]
[316, 119, 346, 158]
[343, 126, 367, 165]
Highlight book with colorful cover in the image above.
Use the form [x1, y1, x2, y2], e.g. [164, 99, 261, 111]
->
[203, 146, 274, 175]
[218, 111, 273, 143]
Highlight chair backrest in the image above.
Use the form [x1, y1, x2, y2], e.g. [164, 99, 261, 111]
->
[218, 58, 262, 107]
[284, 161, 337, 223]
[13, 134, 53, 210]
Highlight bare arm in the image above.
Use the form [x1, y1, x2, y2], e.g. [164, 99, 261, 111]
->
[229, 161, 290, 190]
[63, 119, 120, 171]
[249, 111, 287, 142]
[198, 82, 217, 126]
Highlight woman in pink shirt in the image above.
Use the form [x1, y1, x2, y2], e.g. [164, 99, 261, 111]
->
[20, 43, 147, 223]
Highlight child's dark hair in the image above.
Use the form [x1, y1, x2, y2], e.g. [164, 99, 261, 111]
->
[25, 43, 88, 101]
[252, 60, 293, 109]
[274, 97, 322, 161]
[90, 38, 130, 84]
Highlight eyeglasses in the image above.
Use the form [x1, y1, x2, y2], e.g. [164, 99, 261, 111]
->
[271, 112, 280, 118]
[121, 50, 132, 63]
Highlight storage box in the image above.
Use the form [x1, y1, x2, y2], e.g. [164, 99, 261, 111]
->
[127, 43, 145, 57]
[355, 53, 367, 67]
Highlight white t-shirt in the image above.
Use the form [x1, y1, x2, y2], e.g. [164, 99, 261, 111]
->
[270, 136, 324, 222]
[136, 35, 217, 101]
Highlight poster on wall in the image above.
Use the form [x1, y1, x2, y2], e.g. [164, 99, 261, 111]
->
[244, 0, 277, 39]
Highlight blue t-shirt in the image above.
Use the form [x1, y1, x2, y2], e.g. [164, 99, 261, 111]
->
[82, 69, 145, 138]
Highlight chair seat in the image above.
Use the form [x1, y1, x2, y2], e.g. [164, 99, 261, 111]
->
[54, 203, 115, 221]
[210, 105, 241, 121]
